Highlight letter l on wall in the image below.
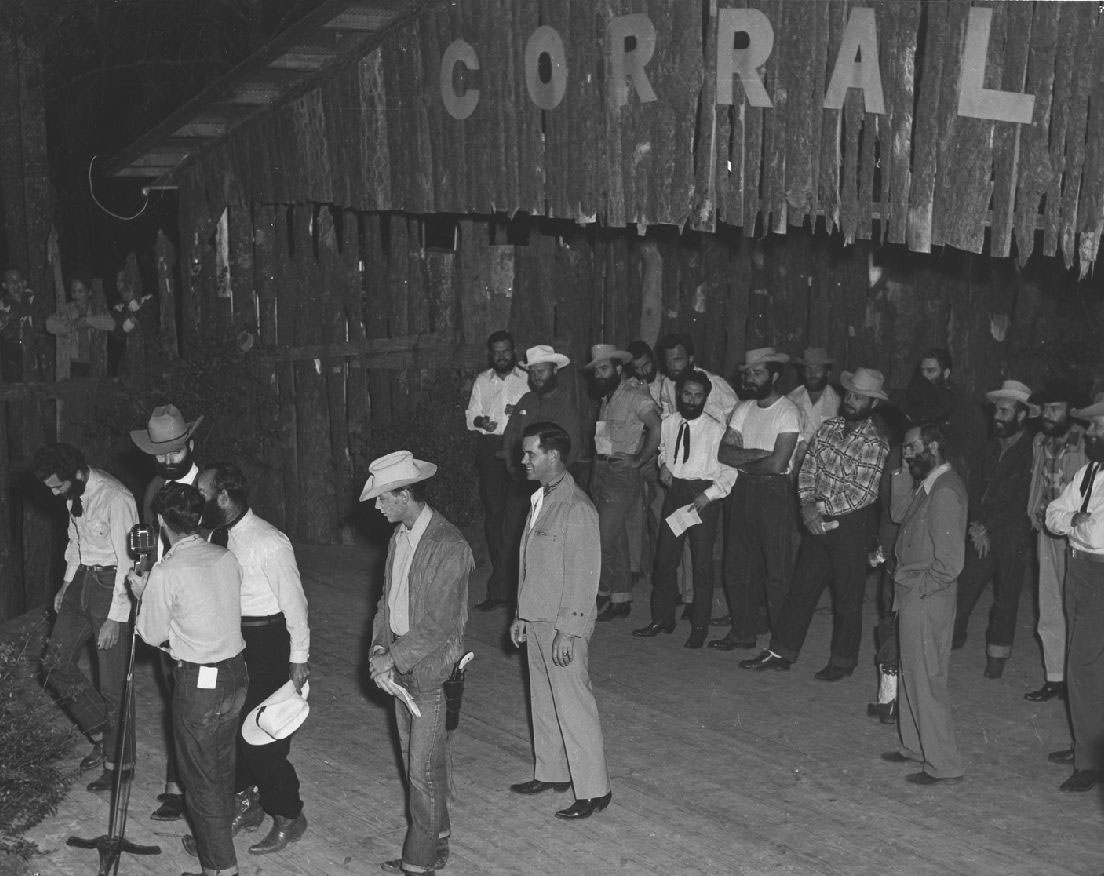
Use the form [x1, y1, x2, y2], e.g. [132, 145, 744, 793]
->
[957, 7, 1035, 123]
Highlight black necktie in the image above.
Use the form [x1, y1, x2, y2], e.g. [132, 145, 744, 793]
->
[1080, 462, 1100, 514]
[210, 526, 229, 547]
[675, 421, 690, 464]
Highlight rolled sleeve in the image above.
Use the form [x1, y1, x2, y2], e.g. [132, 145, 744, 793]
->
[704, 462, 738, 502]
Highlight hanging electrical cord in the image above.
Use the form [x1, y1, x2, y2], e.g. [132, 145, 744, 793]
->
[87, 155, 149, 221]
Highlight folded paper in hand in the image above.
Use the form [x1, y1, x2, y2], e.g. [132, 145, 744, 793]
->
[379, 676, 421, 718]
[666, 504, 702, 537]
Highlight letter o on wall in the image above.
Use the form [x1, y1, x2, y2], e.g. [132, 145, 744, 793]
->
[441, 39, 480, 120]
[525, 25, 567, 110]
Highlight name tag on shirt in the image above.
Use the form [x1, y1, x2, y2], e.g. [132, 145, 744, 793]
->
[197, 666, 218, 689]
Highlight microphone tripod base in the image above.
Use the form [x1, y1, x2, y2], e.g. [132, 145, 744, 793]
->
[66, 833, 161, 874]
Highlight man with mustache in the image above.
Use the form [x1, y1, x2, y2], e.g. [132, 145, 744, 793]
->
[880, 423, 967, 786]
[1045, 399, 1104, 792]
[131, 403, 205, 821]
[787, 347, 840, 473]
[1024, 380, 1086, 703]
[952, 380, 1036, 679]
[465, 331, 529, 611]
[633, 371, 737, 648]
[654, 333, 737, 424]
[741, 368, 889, 680]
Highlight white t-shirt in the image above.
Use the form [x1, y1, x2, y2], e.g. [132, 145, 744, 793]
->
[726, 396, 801, 474]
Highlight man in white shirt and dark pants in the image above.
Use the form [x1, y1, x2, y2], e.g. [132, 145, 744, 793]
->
[197, 462, 311, 854]
[787, 347, 841, 472]
[633, 371, 738, 648]
[465, 330, 529, 610]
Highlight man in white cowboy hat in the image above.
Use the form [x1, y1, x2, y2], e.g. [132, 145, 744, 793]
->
[584, 343, 661, 621]
[711, 348, 801, 652]
[196, 463, 310, 855]
[130, 402, 205, 821]
[364, 451, 472, 876]
[1045, 398, 1104, 793]
[497, 345, 584, 609]
[465, 330, 529, 611]
[952, 379, 1036, 679]
[131, 482, 247, 876]
[654, 333, 737, 424]
[742, 367, 889, 680]
[787, 347, 840, 471]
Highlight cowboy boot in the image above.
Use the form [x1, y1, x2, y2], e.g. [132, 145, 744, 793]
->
[249, 812, 307, 855]
[231, 788, 264, 835]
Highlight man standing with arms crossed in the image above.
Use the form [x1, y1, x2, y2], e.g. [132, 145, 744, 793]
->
[510, 422, 611, 820]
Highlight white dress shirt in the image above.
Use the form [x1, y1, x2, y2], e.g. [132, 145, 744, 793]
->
[658, 412, 738, 501]
[227, 509, 311, 663]
[64, 468, 139, 623]
[788, 384, 842, 444]
[388, 504, 433, 635]
[465, 366, 530, 435]
[1047, 462, 1104, 555]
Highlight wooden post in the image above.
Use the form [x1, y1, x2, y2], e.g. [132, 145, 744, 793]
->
[273, 205, 301, 540]
[155, 229, 179, 358]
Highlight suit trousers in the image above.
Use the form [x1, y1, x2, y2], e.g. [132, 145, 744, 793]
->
[525, 621, 609, 800]
[722, 475, 795, 642]
[953, 526, 1030, 657]
[651, 478, 721, 629]
[770, 505, 877, 669]
[236, 616, 302, 817]
[1065, 551, 1104, 772]
[897, 586, 965, 779]
[593, 458, 643, 603]
[475, 435, 510, 597]
[1036, 531, 1068, 682]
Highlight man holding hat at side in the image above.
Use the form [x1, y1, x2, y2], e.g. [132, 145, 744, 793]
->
[363, 451, 472, 876]
[952, 379, 1036, 679]
[787, 347, 840, 472]
[742, 367, 889, 680]
[130, 403, 205, 822]
[584, 344, 661, 621]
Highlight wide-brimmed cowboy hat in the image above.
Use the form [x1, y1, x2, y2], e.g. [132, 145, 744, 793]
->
[584, 344, 632, 370]
[840, 368, 889, 401]
[359, 450, 437, 502]
[520, 344, 570, 370]
[739, 347, 790, 370]
[130, 405, 204, 455]
[241, 680, 310, 747]
[1073, 397, 1104, 421]
[793, 347, 834, 367]
[985, 379, 1033, 406]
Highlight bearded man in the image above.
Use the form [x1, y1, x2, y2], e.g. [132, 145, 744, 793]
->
[880, 423, 968, 786]
[1024, 380, 1086, 703]
[653, 333, 737, 424]
[952, 380, 1036, 679]
[130, 403, 204, 820]
[787, 347, 840, 472]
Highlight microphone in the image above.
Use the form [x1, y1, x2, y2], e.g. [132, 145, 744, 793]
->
[128, 523, 155, 574]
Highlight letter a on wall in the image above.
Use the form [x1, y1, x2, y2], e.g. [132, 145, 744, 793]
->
[823, 7, 886, 114]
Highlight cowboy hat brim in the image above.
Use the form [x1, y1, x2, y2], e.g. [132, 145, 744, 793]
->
[840, 371, 889, 401]
[521, 354, 570, 370]
[241, 680, 310, 746]
[129, 416, 204, 455]
[985, 389, 1033, 406]
[584, 351, 632, 369]
[359, 462, 438, 502]
[1073, 401, 1104, 420]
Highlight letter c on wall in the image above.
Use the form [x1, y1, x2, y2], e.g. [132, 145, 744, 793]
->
[525, 25, 568, 111]
[441, 39, 480, 120]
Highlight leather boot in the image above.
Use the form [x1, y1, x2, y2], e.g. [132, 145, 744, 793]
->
[231, 788, 264, 835]
[249, 812, 307, 855]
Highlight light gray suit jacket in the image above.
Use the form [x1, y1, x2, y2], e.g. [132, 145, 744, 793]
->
[891, 466, 968, 605]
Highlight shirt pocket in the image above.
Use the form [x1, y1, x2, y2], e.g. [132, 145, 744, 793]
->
[90, 519, 111, 541]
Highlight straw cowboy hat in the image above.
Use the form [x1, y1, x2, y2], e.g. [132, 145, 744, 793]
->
[840, 367, 889, 401]
[520, 344, 570, 370]
[584, 344, 632, 370]
[359, 450, 437, 502]
[129, 405, 204, 455]
[794, 347, 834, 367]
[985, 379, 1034, 406]
[739, 347, 790, 369]
[241, 680, 310, 747]
[1073, 399, 1104, 421]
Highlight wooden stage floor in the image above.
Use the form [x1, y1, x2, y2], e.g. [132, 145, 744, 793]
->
[24, 540, 1104, 876]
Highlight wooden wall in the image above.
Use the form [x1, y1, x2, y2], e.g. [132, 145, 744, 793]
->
[174, 0, 1104, 272]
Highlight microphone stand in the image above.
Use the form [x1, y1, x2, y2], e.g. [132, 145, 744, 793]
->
[67, 557, 161, 874]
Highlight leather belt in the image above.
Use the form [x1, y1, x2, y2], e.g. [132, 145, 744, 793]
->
[241, 612, 285, 628]
[595, 454, 630, 462]
[80, 564, 116, 572]
[1071, 548, 1104, 564]
[175, 651, 243, 670]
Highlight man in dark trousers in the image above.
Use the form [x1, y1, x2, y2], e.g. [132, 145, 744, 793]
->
[198, 463, 310, 855]
[365, 451, 472, 876]
[881, 422, 967, 786]
[952, 379, 1036, 679]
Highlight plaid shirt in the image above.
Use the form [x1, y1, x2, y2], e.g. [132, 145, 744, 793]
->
[798, 416, 888, 517]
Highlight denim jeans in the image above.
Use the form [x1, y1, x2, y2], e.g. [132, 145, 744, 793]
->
[173, 654, 248, 872]
[394, 685, 450, 873]
[41, 566, 134, 770]
[592, 458, 643, 601]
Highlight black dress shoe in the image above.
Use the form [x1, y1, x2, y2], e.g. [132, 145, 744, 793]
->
[680, 603, 694, 620]
[632, 621, 676, 637]
[951, 632, 966, 650]
[880, 751, 915, 763]
[708, 633, 756, 651]
[739, 650, 792, 671]
[151, 792, 185, 821]
[86, 768, 132, 792]
[684, 627, 707, 649]
[509, 779, 571, 794]
[381, 854, 446, 873]
[868, 700, 898, 724]
[79, 741, 104, 772]
[555, 791, 612, 820]
[984, 656, 1006, 678]
[597, 602, 631, 622]
[1048, 748, 1075, 765]
[814, 665, 854, 682]
[906, 771, 964, 786]
[1024, 681, 1066, 702]
[249, 812, 307, 854]
[475, 597, 509, 611]
[1060, 770, 1098, 793]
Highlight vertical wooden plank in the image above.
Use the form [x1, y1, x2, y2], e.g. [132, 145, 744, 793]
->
[154, 229, 179, 359]
[406, 216, 430, 333]
[359, 48, 393, 211]
[1058, 5, 1098, 269]
[600, 0, 626, 228]
[760, 0, 788, 233]
[781, 0, 823, 230]
[1078, 21, 1104, 276]
[884, 0, 921, 245]
[1043, 2, 1080, 257]
[228, 196, 255, 338]
[457, 217, 490, 345]
[387, 214, 411, 337]
[818, 0, 851, 236]
[273, 204, 300, 540]
[907, 0, 948, 253]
